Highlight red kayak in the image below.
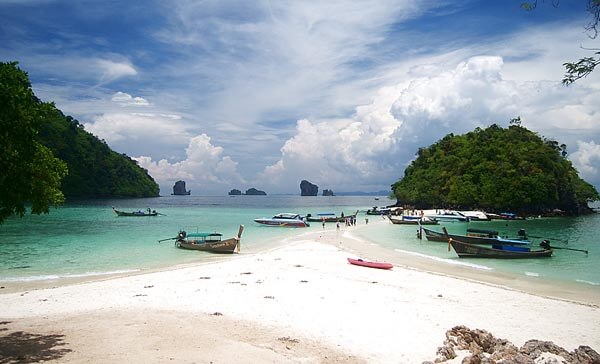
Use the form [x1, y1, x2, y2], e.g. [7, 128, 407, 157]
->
[347, 257, 393, 270]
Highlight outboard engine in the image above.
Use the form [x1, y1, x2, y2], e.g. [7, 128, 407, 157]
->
[178, 231, 187, 240]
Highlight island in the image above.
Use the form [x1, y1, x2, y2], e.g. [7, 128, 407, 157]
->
[391, 123, 599, 216]
[228, 188, 267, 196]
[300, 180, 318, 196]
[172, 180, 191, 195]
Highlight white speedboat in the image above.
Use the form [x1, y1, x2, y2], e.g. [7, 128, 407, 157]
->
[423, 210, 470, 222]
[254, 213, 310, 227]
[459, 210, 490, 221]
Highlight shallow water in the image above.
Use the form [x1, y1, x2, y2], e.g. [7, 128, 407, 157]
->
[1, 195, 598, 288]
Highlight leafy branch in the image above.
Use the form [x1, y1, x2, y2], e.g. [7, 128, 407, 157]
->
[562, 50, 600, 85]
[521, 0, 600, 85]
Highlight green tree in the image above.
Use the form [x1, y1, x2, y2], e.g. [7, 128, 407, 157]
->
[391, 123, 599, 215]
[0, 62, 67, 223]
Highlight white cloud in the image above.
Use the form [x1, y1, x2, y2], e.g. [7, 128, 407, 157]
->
[7, 1, 600, 194]
[96, 59, 137, 83]
[84, 112, 187, 143]
[570, 141, 600, 184]
[134, 134, 244, 195]
[111, 92, 150, 106]
[258, 53, 600, 193]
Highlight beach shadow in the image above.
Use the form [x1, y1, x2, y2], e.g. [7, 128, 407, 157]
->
[0, 321, 72, 363]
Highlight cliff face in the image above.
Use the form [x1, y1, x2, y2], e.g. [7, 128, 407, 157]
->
[300, 180, 318, 196]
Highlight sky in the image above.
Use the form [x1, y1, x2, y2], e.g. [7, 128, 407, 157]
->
[2, 0, 600, 196]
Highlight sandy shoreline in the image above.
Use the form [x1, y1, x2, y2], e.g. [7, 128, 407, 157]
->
[1, 222, 599, 363]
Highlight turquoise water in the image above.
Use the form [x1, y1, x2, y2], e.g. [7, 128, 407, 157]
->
[355, 214, 600, 286]
[1, 195, 599, 288]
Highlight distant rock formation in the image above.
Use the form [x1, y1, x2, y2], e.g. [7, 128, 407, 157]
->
[228, 188, 266, 195]
[300, 180, 318, 196]
[323, 189, 335, 196]
[245, 188, 267, 195]
[172, 180, 191, 195]
[425, 326, 600, 364]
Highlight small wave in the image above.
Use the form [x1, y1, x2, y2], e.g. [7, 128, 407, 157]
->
[575, 279, 600, 286]
[0, 269, 140, 282]
[342, 231, 366, 243]
[524, 271, 540, 277]
[393, 249, 493, 271]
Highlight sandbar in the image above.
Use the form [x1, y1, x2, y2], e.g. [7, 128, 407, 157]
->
[1, 220, 599, 363]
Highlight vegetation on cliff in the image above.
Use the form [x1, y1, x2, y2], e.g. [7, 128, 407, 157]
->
[1, 62, 159, 220]
[0, 62, 67, 223]
[37, 108, 159, 198]
[391, 124, 599, 215]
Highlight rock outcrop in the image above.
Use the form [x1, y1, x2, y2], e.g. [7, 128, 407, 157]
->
[300, 180, 318, 196]
[228, 188, 266, 195]
[172, 180, 191, 195]
[245, 188, 267, 195]
[323, 189, 335, 196]
[424, 326, 600, 364]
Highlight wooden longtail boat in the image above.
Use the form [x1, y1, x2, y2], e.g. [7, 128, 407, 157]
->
[347, 257, 393, 270]
[113, 207, 159, 216]
[306, 210, 358, 223]
[448, 238, 552, 259]
[175, 225, 244, 254]
[422, 227, 530, 246]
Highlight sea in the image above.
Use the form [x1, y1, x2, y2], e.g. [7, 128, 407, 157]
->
[1, 195, 599, 288]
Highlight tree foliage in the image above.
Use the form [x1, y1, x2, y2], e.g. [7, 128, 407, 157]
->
[391, 124, 599, 215]
[0, 62, 68, 223]
[0, 62, 159, 223]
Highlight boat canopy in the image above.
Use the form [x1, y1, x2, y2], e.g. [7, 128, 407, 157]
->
[186, 232, 223, 238]
[273, 213, 303, 219]
[466, 228, 499, 236]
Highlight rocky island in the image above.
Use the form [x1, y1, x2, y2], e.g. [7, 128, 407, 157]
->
[172, 180, 191, 195]
[228, 188, 267, 195]
[300, 180, 318, 196]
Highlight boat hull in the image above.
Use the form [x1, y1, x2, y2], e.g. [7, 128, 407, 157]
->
[253, 219, 309, 227]
[422, 227, 529, 246]
[176, 238, 239, 253]
[449, 239, 552, 259]
[347, 257, 393, 269]
[175, 225, 243, 254]
[388, 216, 439, 225]
[306, 213, 357, 223]
[113, 208, 158, 217]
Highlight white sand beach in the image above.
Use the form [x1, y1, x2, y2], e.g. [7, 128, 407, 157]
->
[1, 220, 599, 363]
